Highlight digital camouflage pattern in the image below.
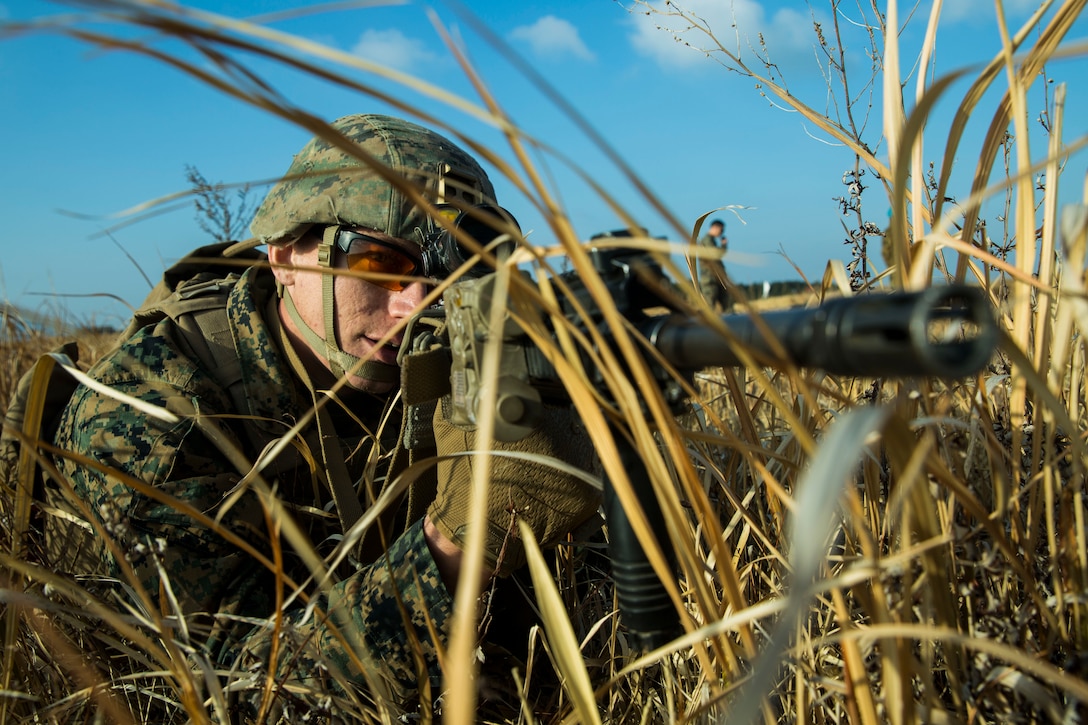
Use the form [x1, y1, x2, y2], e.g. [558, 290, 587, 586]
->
[46, 265, 454, 704]
[250, 114, 496, 245]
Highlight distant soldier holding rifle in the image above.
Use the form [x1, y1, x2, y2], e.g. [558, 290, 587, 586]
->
[695, 217, 729, 310]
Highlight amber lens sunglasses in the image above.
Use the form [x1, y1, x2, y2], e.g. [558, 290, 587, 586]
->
[336, 230, 422, 291]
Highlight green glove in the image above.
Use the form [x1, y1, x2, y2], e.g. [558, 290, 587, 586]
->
[427, 397, 599, 577]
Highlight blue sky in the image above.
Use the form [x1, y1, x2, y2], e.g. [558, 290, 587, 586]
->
[1, 0, 1086, 327]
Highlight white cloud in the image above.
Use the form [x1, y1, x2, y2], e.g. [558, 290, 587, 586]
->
[628, 0, 817, 69]
[510, 15, 595, 62]
[767, 7, 812, 50]
[350, 28, 439, 71]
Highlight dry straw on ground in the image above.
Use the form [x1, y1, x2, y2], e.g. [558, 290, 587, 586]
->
[3, 1, 1088, 723]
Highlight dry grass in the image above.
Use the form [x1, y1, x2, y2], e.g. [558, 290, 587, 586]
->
[0, 325, 117, 413]
[2, 1, 1088, 723]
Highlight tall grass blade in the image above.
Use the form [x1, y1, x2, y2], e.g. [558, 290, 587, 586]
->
[520, 520, 603, 725]
[729, 405, 891, 725]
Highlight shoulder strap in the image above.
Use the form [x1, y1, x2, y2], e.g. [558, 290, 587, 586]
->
[121, 240, 267, 409]
[119, 240, 265, 340]
[169, 279, 247, 395]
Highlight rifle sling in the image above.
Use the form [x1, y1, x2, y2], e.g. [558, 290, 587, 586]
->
[400, 346, 452, 406]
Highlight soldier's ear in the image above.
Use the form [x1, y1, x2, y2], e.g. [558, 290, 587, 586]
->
[268, 243, 300, 287]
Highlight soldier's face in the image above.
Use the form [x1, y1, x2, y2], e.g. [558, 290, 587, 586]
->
[270, 230, 428, 393]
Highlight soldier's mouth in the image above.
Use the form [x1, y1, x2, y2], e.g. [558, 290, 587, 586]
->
[364, 336, 400, 364]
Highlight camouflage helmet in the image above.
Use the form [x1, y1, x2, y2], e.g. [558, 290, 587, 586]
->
[251, 114, 496, 245]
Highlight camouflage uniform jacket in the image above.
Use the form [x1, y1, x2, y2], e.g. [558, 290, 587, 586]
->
[46, 264, 452, 703]
[696, 233, 724, 284]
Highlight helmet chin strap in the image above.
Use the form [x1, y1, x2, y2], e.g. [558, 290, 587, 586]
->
[279, 226, 399, 387]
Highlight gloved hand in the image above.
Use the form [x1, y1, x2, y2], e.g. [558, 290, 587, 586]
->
[427, 396, 599, 577]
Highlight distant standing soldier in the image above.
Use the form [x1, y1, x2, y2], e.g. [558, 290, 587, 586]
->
[696, 218, 729, 310]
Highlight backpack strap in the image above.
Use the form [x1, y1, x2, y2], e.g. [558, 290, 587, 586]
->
[4, 345, 80, 561]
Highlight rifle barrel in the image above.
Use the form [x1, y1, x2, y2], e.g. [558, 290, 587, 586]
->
[646, 285, 997, 378]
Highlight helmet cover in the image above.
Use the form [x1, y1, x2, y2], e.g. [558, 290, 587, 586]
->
[251, 114, 496, 245]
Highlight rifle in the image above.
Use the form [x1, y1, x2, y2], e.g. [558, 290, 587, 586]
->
[404, 235, 998, 649]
